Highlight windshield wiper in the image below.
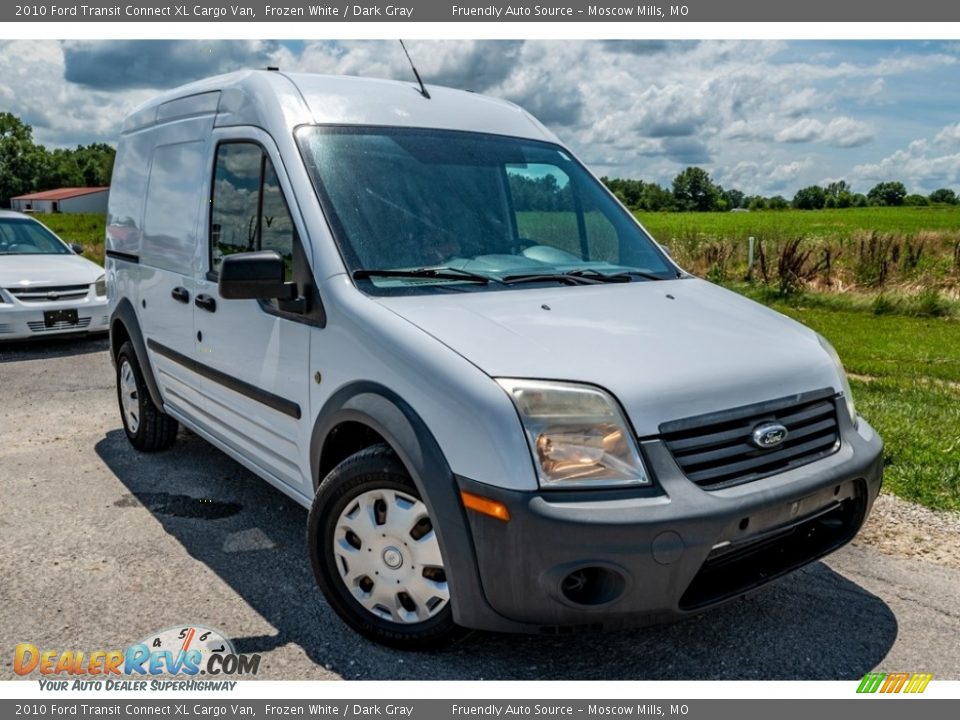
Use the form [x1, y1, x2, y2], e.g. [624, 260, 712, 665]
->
[501, 272, 601, 286]
[352, 267, 496, 284]
[564, 269, 666, 282]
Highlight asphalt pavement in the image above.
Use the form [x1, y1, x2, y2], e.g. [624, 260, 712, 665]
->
[1, 335, 958, 680]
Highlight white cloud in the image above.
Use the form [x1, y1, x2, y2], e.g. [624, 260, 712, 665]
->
[851, 121, 960, 192]
[776, 118, 825, 143]
[775, 116, 873, 147]
[0, 40, 954, 197]
[821, 116, 875, 148]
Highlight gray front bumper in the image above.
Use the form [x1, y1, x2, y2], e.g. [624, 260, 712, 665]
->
[452, 410, 883, 633]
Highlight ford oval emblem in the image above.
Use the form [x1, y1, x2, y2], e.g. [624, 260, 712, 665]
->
[752, 422, 788, 449]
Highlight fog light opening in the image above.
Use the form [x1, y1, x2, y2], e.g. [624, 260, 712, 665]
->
[560, 566, 625, 606]
[738, 517, 750, 531]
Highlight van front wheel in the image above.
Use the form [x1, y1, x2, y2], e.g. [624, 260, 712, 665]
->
[116, 341, 178, 452]
[308, 444, 461, 648]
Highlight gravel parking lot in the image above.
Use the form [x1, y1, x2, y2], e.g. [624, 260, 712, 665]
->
[2, 336, 959, 680]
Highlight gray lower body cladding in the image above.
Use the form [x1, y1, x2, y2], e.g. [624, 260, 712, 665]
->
[451, 411, 883, 634]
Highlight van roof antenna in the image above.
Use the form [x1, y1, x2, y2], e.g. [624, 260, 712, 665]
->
[399, 40, 430, 99]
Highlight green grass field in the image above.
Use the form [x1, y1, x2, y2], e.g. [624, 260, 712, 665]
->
[757, 302, 960, 512]
[31, 211, 960, 511]
[637, 205, 960, 244]
[637, 206, 960, 291]
[35, 213, 105, 266]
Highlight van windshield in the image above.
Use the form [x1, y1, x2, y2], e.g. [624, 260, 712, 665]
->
[297, 126, 677, 293]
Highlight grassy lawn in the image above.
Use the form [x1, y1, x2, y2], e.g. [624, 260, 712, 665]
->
[34, 213, 105, 266]
[769, 303, 960, 512]
[637, 205, 960, 244]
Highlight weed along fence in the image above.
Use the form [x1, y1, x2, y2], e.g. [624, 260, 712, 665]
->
[638, 207, 960, 301]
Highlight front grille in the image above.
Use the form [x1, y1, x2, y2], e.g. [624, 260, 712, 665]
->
[679, 487, 865, 610]
[660, 388, 841, 490]
[7, 284, 90, 302]
[0, 323, 12, 334]
[27, 317, 92, 333]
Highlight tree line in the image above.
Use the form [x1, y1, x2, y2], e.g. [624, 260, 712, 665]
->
[0, 113, 115, 207]
[2, 112, 957, 213]
[601, 167, 958, 212]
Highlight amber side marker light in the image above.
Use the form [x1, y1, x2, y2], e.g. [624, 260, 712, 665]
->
[460, 490, 511, 522]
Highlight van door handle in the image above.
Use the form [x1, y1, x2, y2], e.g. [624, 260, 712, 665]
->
[171, 287, 190, 303]
[195, 294, 217, 313]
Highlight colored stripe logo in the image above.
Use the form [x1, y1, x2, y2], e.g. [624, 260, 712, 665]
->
[857, 672, 933, 694]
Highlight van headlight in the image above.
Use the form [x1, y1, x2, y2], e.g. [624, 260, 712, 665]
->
[497, 379, 650, 488]
[817, 335, 857, 426]
[95, 275, 106, 297]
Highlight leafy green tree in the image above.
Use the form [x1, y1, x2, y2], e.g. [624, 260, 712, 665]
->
[826, 180, 850, 197]
[601, 176, 645, 209]
[904, 194, 929, 206]
[768, 195, 789, 210]
[928, 188, 958, 205]
[0, 112, 45, 207]
[792, 185, 827, 210]
[40, 148, 85, 188]
[508, 172, 573, 212]
[639, 182, 674, 211]
[0, 114, 118, 207]
[852, 193, 869, 207]
[867, 181, 907, 206]
[672, 167, 719, 211]
[722, 187, 745, 210]
[72, 143, 116, 186]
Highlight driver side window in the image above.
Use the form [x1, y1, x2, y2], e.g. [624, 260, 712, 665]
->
[209, 142, 295, 281]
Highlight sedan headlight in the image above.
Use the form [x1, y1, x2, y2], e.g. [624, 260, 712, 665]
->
[95, 274, 106, 297]
[817, 335, 857, 426]
[497, 379, 650, 488]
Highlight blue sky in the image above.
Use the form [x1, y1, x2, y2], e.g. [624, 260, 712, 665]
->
[1, 39, 959, 196]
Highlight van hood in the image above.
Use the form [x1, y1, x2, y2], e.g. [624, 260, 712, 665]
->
[376, 279, 842, 436]
[0, 254, 103, 288]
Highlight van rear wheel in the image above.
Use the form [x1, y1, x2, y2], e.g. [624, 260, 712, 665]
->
[308, 444, 461, 648]
[116, 341, 178, 452]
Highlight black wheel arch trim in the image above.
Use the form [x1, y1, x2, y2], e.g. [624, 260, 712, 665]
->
[110, 298, 163, 410]
[309, 381, 524, 632]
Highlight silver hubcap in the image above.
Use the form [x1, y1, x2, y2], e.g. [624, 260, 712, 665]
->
[333, 489, 449, 624]
[119, 360, 140, 434]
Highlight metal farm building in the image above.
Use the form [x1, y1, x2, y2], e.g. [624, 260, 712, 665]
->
[10, 187, 109, 214]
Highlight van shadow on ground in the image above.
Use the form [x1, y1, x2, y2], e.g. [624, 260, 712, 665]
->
[95, 428, 897, 681]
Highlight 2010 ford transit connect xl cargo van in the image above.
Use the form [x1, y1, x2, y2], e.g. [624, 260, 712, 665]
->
[107, 69, 883, 648]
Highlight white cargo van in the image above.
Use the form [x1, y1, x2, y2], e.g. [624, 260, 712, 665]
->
[107, 70, 882, 647]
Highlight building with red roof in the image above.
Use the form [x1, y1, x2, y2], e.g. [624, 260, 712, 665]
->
[10, 187, 109, 214]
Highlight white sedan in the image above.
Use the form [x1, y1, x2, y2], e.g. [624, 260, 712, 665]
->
[0, 210, 109, 340]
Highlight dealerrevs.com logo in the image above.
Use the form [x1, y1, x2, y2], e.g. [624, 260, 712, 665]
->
[15, 625, 260, 691]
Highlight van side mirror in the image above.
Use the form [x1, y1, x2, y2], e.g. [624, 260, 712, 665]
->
[71, 244, 84, 255]
[659, 243, 672, 257]
[218, 251, 297, 301]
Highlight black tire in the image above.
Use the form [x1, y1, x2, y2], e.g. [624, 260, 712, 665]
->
[116, 341, 178, 452]
[308, 444, 462, 649]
